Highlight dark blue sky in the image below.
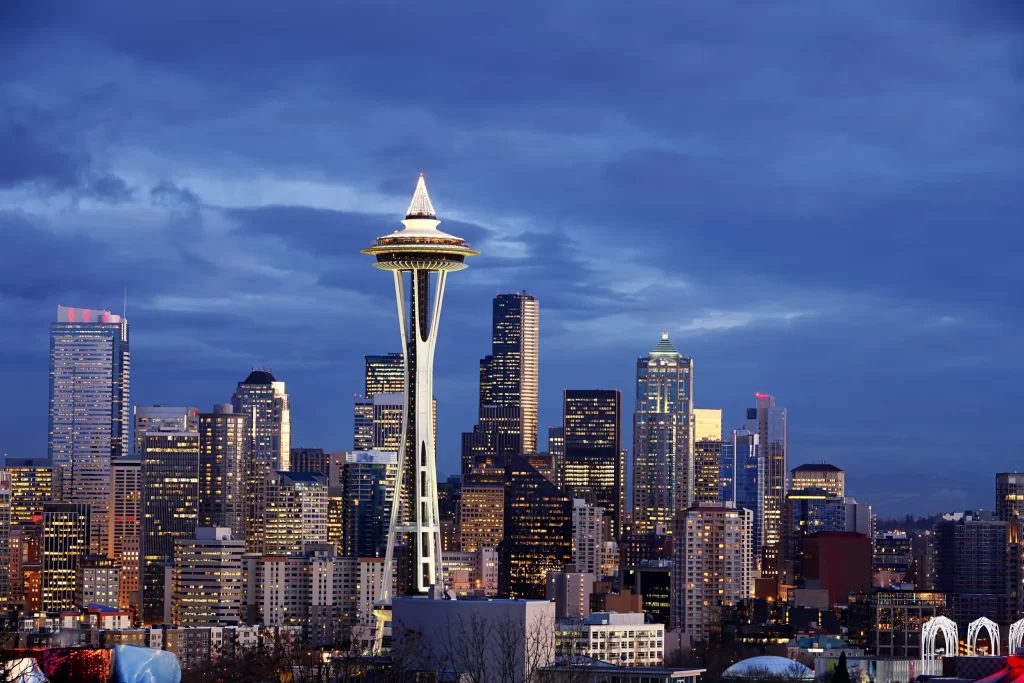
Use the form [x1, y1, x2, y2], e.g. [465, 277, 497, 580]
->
[2, 1, 1022, 516]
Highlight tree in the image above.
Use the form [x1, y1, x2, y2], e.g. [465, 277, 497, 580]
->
[830, 652, 851, 683]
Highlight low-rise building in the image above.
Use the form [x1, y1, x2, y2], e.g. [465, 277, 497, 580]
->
[556, 612, 665, 666]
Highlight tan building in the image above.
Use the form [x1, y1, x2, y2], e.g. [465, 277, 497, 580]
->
[791, 463, 845, 498]
[674, 502, 752, 641]
[693, 409, 722, 442]
[459, 474, 504, 552]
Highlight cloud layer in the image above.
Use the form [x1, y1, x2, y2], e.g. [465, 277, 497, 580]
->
[2, 0, 1023, 514]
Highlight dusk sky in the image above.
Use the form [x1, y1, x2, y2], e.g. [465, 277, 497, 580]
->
[2, 1, 1022, 516]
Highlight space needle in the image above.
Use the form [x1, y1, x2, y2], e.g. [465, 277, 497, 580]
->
[362, 174, 479, 615]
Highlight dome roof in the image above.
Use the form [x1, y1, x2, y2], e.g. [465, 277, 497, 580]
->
[723, 656, 814, 680]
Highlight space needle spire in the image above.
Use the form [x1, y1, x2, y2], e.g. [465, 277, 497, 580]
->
[362, 174, 479, 640]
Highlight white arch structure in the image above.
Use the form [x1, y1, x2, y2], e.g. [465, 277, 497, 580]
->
[923, 616, 959, 660]
[1009, 619, 1024, 652]
[967, 617, 1001, 656]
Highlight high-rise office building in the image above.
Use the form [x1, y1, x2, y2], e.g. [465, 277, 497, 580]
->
[264, 471, 329, 556]
[232, 369, 290, 554]
[572, 499, 606, 576]
[459, 470, 505, 553]
[927, 511, 1012, 629]
[746, 393, 788, 569]
[141, 430, 200, 625]
[362, 174, 479, 597]
[874, 532, 912, 574]
[198, 405, 248, 538]
[564, 389, 624, 540]
[365, 353, 406, 395]
[633, 335, 693, 536]
[41, 502, 92, 612]
[791, 463, 845, 498]
[340, 450, 397, 558]
[76, 554, 120, 609]
[1, 458, 53, 525]
[499, 453, 573, 599]
[718, 429, 763, 563]
[548, 426, 564, 483]
[996, 473, 1024, 521]
[290, 447, 329, 476]
[109, 455, 141, 613]
[354, 397, 374, 451]
[673, 502, 752, 639]
[0, 474, 10, 605]
[133, 406, 199, 456]
[49, 305, 130, 556]
[172, 527, 245, 627]
[693, 409, 722, 442]
[693, 439, 724, 505]
[780, 488, 848, 589]
[479, 293, 540, 454]
[461, 405, 520, 475]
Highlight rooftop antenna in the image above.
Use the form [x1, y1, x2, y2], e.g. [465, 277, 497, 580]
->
[123, 287, 127, 319]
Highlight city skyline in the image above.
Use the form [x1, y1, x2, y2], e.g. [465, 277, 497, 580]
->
[3, 3, 1024, 517]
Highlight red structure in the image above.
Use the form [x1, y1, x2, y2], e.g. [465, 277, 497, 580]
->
[802, 531, 872, 604]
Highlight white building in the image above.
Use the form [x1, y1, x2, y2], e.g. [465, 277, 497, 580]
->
[573, 500, 605, 576]
[556, 612, 666, 666]
[263, 470, 328, 555]
[674, 502, 752, 641]
[393, 594, 556, 681]
[172, 527, 245, 626]
[77, 555, 120, 609]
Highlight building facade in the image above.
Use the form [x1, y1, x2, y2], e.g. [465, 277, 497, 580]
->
[340, 450, 396, 557]
[479, 293, 540, 455]
[231, 369, 290, 554]
[791, 463, 845, 498]
[77, 554, 120, 609]
[996, 473, 1024, 521]
[564, 389, 624, 540]
[746, 393, 788, 571]
[674, 502, 752, 640]
[555, 612, 665, 666]
[459, 470, 505, 553]
[172, 527, 245, 627]
[633, 335, 693, 536]
[49, 305, 130, 556]
[41, 502, 92, 612]
[133, 406, 199, 456]
[109, 455, 141, 613]
[1, 458, 53, 525]
[573, 499, 606, 576]
[499, 453, 573, 599]
[198, 405, 249, 538]
[141, 430, 200, 624]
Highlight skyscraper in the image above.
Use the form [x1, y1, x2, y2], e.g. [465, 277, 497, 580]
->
[133, 406, 199, 456]
[291, 447, 329, 476]
[49, 305, 130, 556]
[0, 473, 10, 605]
[362, 173, 479, 596]
[480, 293, 540, 455]
[564, 389, 624, 540]
[746, 393, 788, 569]
[232, 370, 290, 554]
[780, 488, 848, 589]
[198, 404, 249, 538]
[791, 463, 845, 498]
[572, 499, 606, 576]
[674, 502, 752, 639]
[340, 450, 397, 558]
[996, 473, 1024, 521]
[498, 453, 573, 599]
[632, 334, 693, 536]
[1, 458, 53, 525]
[693, 408, 722, 442]
[109, 455, 141, 613]
[459, 469, 505, 553]
[365, 353, 406, 395]
[141, 430, 200, 625]
[264, 470, 329, 556]
[41, 502, 92, 612]
[719, 429, 763, 563]
[693, 438, 724, 505]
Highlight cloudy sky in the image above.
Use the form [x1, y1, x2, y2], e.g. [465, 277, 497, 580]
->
[2, 1, 1022, 515]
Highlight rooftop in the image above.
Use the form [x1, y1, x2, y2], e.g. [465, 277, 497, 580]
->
[649, 332, 682, 357]
[792, 463, 844, 473]
[241, 369, 276, 385]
